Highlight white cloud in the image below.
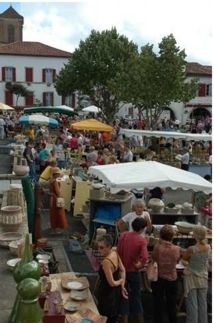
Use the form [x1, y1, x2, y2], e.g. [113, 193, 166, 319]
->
[18, 1, 212, 64]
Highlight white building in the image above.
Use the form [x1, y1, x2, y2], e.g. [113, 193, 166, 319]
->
[0, 41, 74, 108]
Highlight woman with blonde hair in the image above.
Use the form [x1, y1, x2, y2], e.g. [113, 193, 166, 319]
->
[182, 225, 211, 323]
[49, 167, 68, 234]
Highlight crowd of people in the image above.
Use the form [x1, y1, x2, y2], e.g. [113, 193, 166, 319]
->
[96, 211, 211, 323]
[1, 111, 211, 322]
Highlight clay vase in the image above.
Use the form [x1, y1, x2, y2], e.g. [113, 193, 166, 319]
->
[16, 278, 43, 323]
[0, 205, 23, 232]
[9, 233, 41, 323]
[13, 165, 29, 176]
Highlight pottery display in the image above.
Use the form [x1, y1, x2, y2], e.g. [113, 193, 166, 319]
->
[13, 165, 29, 176]
[0, 232, 23, 247]
[175, 221, 194, 234]
[183, 202, 193, 209]
[148, 198, 164, 212]
[0, 205, 23, 232]
[7, 258, 22, 271]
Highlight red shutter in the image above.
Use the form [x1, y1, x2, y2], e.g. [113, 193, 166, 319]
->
[42, 69, 46, 82]
[25, 92, 34, 106]
[50, 93, 54, 106]
[198, 83, 206, 97]
[26, 68, 33, 82]
[2, 67, 5, 81]
[61, 95, 66, 105]
[5, 91, 13, 106]
[53, 69, 56, 82]
[71, 93, 75, 108]
[43, 92, 46, 105]
[12, 68, 16, 82]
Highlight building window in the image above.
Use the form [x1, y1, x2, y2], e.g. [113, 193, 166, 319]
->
[25, 92, 34, 107]
[206, 84, 212, 97]
[25, 68, 33, 83]
[198, 83, 206, 97]
[43, 92, 54, 106]
[42, 69, 56, 83]
[2, 67, 16, 82]
[8, 25, 15, 43]
[5, 91, 13, 106]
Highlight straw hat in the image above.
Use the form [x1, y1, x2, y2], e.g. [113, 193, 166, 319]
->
[193, 225, 206, 241]
[51, 167, 61, 176]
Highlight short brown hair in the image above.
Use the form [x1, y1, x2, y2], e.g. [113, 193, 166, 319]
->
[160, 224, 174, 241]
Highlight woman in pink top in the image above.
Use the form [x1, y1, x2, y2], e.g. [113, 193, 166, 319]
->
[151, 224, 180, 323]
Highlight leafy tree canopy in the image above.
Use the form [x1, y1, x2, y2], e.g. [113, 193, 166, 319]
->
[109, 34, 199, 127]
[5, 82, 30, 106]
[54, 27, 138, 121]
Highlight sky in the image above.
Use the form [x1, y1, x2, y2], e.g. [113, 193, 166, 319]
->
[0, 0, 212, 65]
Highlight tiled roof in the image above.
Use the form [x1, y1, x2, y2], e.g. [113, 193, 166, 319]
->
[186, 62, 212, 75]
[0, 5, 23, 19]
[0, 41, 72, 58]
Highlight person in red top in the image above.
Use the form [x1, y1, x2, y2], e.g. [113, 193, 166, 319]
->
[96, 151, 105, 165]
[69, 134, 78, 150]
[151, 224, 181, 323]
[117, 217, 148, 323]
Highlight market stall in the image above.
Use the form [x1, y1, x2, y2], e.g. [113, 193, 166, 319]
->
[71, 118, 113, 132]
[119, 129, 212, 165]
[88, 161, 212, 194]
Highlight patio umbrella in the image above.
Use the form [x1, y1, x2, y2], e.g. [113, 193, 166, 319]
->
[82, 105, 101, 113]
[19, 115, 58, 127]
[0, 102, 14, 111]
[88, 161, 212, 194]
[71, 118, 113, 132]
[24, 106, 78, 116]
[55, 105, 74, 111]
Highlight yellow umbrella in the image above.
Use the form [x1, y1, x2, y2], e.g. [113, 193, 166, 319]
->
[71, 118, 113, 132]
[0, 102, 14, 110]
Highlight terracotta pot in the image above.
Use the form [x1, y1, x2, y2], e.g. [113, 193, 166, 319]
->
[13, 165, 29, 176]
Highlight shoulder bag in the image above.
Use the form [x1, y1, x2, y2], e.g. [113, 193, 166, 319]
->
[146, 260, 158, 281]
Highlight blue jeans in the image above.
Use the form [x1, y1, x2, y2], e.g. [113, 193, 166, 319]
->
[185, 288, 208, 323]
[120, 271, 143, 317]
[27, 161, 37, 181]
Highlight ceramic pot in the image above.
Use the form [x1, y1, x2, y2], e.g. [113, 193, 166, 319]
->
[148, 198, 164, 213]
[0, 205, 23, 232]
[13, 165, 29, 176]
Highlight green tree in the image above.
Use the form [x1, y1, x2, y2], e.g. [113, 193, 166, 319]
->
[109, 34, 199, 128]
[54, 27, 138, 121]
[5, 82, 30, 106]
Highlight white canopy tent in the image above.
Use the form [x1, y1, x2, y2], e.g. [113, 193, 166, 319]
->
[119, 129, 212, 141]
[88, 161, 212, 194]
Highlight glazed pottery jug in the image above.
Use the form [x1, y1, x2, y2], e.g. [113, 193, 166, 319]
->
[9, 233, 41, 323]
[16, 278, 43, 323]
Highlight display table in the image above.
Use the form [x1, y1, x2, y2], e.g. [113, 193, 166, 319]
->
[49, 272, 100, 322]
[72, 176, 92, 216]
[149, 209, 199, 225]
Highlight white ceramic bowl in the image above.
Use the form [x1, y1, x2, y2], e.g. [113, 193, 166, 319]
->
[9, 240, 23, 256]
[7, 258, 22, 271]
[175, 221, 194, 234]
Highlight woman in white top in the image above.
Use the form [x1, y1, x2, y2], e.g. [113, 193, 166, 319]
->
[117, 199, 152, 236]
